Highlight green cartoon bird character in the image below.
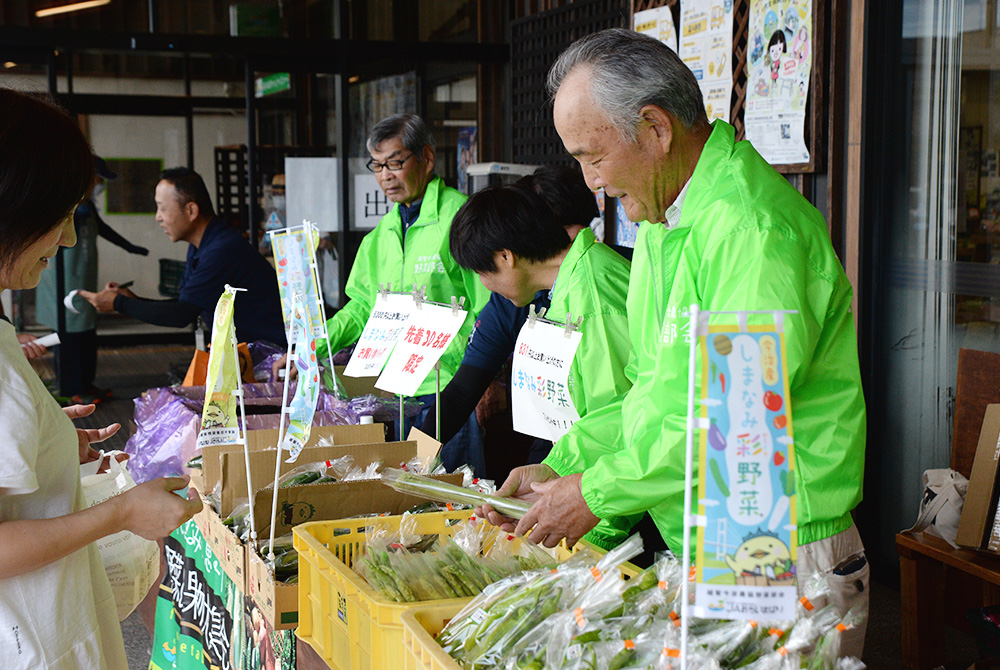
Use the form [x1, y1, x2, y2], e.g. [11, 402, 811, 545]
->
[725, 529, 795, 586]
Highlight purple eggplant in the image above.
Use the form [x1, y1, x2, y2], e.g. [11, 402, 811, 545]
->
[709, 423, 726, 451]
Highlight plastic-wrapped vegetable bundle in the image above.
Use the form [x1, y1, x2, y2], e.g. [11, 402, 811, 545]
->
[255, 534, 299, 583]
[353, 515, 557, 603]
[436, 545, 610, 668]
[223, 500, 251, 541]
[382, 468, 534, 519]
[507, 535, 645, 670]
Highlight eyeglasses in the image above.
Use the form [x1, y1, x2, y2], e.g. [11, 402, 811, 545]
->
[366, 152, 415, 173]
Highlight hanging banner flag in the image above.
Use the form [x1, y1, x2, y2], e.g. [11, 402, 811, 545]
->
[634, 4, 678, 53]
[280, 296, 319, 462]
[679, 0, 735, 123]
[196, 286, 241, 450]
[149, 520, 237, 670]
[375, 300, 467, 397]
[271, 222, 325, 339]
[511, 317, 583, 442]
[696, 325, 798, 620]
[343, 292, 415, 378]
[745, 0, 813, 164]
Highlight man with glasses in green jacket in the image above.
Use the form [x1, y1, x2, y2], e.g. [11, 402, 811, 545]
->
[280, 114, 488, 435]
[481, 29, 868, 657]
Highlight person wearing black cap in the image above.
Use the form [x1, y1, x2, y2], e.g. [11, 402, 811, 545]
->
[34, 155, 150, 404]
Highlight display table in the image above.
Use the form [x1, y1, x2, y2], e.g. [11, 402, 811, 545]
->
[896, 530, 1000, 669]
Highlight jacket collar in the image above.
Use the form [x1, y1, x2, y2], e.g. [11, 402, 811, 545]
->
[676, 120, 735, 229]
[551, 227, 596, 299]
[392, 174, 444, 229]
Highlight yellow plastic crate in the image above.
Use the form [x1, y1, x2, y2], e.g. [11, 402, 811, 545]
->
[400, 549, 643, 670]
[293, 510, 488, 670]
[294, 511, 637, 670]
[400, 603, 465, 670]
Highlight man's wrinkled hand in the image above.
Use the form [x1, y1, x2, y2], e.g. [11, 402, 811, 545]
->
[514, 473, 600, 549]
[476, 463, 558, 531]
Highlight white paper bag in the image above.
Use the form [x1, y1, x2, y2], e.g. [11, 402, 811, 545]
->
[80, 452, 161, 621]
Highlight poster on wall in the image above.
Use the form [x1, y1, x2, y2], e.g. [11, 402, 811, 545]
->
[745, 0, 813, 165]
[695, 325, 798, 620]
[633, 4, 678, 52]
[679, 0, 735, 123]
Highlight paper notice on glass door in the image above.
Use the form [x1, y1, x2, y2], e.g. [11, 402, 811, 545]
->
[745, 0, 813, 165]
[634, 5, 678, 53]
[679, 0, 735, 123]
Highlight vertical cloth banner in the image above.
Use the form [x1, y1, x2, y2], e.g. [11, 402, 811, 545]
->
[375, 300, 467, 397]
[510, 318, 583, 442]
[149, 519, 238, 670]
[271, 223, 325, 339]
[745, 0, 814, 164]
[196, 286, 241, 450]
[695, 325, 798, 620]
[343, 292, 415, 378]
[679, 0, 735, 123]
[281, 294, 319, 462]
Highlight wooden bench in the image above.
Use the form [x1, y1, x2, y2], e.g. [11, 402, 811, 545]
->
[896, 349, 1000, 669]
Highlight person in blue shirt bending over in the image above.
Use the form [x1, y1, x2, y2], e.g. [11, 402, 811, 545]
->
[79, 167, 286, 347]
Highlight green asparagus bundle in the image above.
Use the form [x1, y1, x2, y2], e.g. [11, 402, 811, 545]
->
[382, 468, 533, 519]
[353, 515, 556, 604]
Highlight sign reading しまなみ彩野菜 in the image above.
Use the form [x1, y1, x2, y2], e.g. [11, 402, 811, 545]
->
[696, 326, 798, 620]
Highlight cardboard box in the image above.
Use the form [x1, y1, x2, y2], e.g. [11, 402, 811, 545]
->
[200, 423, 384, 499]
[956, 404, 1000, 550]
[246, 475, 462, 629]
[192, 496, 248, 588]
[219, 439, 419, 515]
[334, 365, 393, 399]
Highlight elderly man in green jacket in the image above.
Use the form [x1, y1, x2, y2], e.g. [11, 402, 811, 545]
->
[279, 114, 489, 434]
[482, 29, 868, 656]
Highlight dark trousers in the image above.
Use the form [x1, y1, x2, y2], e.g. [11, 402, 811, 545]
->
[55, 328, 98, 396]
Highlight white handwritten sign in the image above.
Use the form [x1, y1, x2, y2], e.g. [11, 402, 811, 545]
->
[375, 301, 467, 396]
[511, 319, 583, 441]
[343, 293, 414, 378]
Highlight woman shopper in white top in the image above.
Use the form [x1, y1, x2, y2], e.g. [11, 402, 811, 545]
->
[0, 88, 203, 669]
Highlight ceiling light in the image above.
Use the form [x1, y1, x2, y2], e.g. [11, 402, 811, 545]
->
[3, 62, 16, 69]
[35, 0, 111, 18]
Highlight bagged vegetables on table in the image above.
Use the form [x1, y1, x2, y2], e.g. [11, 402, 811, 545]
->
[433, 544, 867, 670]
[352, 514, 558, 604]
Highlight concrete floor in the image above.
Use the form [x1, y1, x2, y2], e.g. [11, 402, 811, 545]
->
[31, 343, 991, 669]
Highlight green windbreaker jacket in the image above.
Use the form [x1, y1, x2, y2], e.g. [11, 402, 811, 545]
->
[544, 120, 866, 550]
[547, 227, 632, 418]
[318, 175, 490, 396]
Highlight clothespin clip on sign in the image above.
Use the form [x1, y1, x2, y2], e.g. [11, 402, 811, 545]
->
[378, 282, 392, 299]
[449, 295, 465, 316]
[527, 304, 547, 328]
[412, 284, 426, 310]
[564, 313, 583, 338]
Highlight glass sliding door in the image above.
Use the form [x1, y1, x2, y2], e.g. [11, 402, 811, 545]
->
[861, 0, 1000, 568]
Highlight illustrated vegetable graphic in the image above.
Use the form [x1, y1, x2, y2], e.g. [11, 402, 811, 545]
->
[773, 414, 787, 429]
[708, 423, 726, 451]
[763, 390, 783, 412]
[709, 459, 730, 497]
